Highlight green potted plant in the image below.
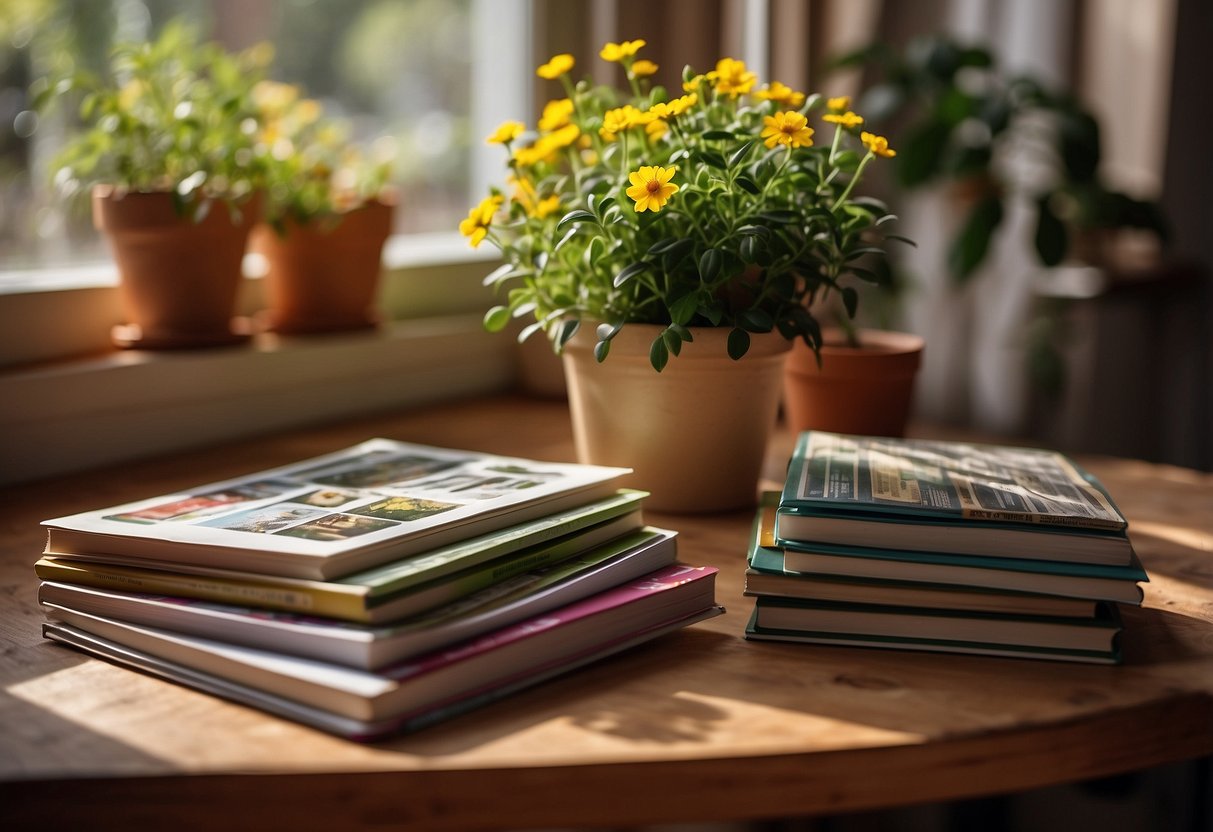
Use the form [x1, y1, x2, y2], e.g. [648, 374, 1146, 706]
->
[41, 22, 269, 349]
[468, 42, 902, 511]
[835, 35, 1168, 283]
[250, 81, 396, 335]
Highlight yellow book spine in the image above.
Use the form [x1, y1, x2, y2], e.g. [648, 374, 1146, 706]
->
[35, 558, 370, 623]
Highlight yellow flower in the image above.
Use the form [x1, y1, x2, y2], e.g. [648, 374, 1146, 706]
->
[544, 122, 581, 151]
[761, 111, 815, 149]
[631, 59, 659, 77]
[625, 165, 679, 213]
[459, 195, 503, 248]
[861, 131, 896, 157]
[827, 95, 850, 111]
[532, 195, 561, 219]
[537, 53, 575, 79]
[538, 98, 574, 132]
[712, 57, 757, 96]
[600, 39, 646, 63]
[755, 81, 805, 108]
[649, 93, 697, 119]
[513, 143, 549, 167]
[252, 80, 299, 117]
[509, 176, 560, 219]
[645, 118, 669, 140]
[294, 99, 322, 125]
[486, 120, 525, 145]
[682, 74, 706, 92]
[600, 104, 653, 140]
[823, 111, 864, 128]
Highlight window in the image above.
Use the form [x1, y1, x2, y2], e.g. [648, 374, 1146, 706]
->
[0, 0, 527, 276]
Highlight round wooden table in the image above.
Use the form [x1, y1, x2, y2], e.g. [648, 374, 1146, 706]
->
[2, 395, 1210, 831]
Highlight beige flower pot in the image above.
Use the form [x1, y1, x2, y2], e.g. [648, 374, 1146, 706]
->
[562, 323, 792, 513]
[783, 328, 924, 437]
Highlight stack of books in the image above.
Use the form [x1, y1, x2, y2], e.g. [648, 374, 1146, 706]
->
[36, 439, 722, 739]
[744, 432, 1147, 664]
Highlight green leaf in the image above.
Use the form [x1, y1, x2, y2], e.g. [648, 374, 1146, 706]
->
[727, 328, 751, 360]
[739, 308, 774, 333]
[647, 237, 682, 255]
[727, 140, 757, 168]
[596, 322, 622, 342]
[669, 291, 700, 326]
[594, 339, 611, 362]
[649, 337, 670, 372]
[588, 194, 616, 218]
[696, 149, 728, 169]
[662, 327, 683, 357]
[1034, 193, 1068, 266]
[614, 261, 648, 287]
[585, 236, 605, 266]
[702, 130, 736, 141]
[897, 120, 952, 188]
[555, 318, 580, 349]
[482, 262, 516, 286]
[740, 235, 758, 264]
[518, 321, 545, 342]
[841, 286, 859, 318]
[948, 193, 1004, 282]
[735, 176, 761, 195]
[556, 209, 596, 231]
[484, 305, 511, 332]
[553, 226, 580, 252]
[756, 210, 801, 224]
[1059, 111, 1101, 184]
[698, 248, 722, 282]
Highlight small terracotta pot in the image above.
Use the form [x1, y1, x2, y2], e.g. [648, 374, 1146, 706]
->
[252, 200, 393, 335]
[783, 328, 924, 437]
[93, 187, 261, 349]
[562, 323, 791, 513]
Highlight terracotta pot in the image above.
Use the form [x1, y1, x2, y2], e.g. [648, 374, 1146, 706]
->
[562, 323, 791, 513]
[783, 329, 924, 437]
[93, 187, 261, 349]
[252, 201, 393, 335]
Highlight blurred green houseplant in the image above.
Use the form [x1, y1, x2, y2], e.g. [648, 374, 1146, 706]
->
[837, 35, 1168, 282]
[40, 20, 268, 219]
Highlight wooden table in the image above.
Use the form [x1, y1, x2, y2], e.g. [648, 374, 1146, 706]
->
[2, 395, 1211, 831]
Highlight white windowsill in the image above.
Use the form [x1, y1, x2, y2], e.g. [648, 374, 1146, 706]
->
[0, 234, 523, 486]
[0, 315, 517, 487]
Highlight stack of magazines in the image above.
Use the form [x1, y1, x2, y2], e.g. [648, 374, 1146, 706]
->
[36, 439, 722, 739]
[744, 432, 1147, 664]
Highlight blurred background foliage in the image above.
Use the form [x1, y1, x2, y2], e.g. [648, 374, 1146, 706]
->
[0, 0, 472, 268]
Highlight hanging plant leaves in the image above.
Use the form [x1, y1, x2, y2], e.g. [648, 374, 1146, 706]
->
[649, 336, 669, 372]
[726, 327, 751, 360]
[948, 192, 1003, 282]
[1034, 193, 1068, 266]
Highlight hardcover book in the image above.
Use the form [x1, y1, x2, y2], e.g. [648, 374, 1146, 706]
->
[745, 502, 1099, 617]
[39, 527, 680, 670]
[41, 439, 631, 580]
[777, 432, 1133, 565]
[749, 596, 1122, 658]
[749, 496, 1145, 605]
[42, 564, 724, 729]
[37, 489, 648, 624]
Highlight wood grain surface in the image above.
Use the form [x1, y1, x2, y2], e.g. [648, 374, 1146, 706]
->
[1, 395, 1210, 831]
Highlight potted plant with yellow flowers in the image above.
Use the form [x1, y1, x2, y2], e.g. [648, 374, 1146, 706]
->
[250, 81, 396, 335]
[41, 22, 269, 349]
[466, 41, 904, 512]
